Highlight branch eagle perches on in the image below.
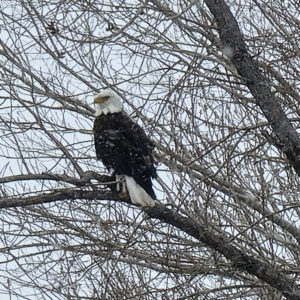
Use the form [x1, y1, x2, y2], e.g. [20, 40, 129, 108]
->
[0, 189, 299, 299]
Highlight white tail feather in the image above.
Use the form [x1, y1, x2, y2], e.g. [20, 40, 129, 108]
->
[125, 176, 155, 207]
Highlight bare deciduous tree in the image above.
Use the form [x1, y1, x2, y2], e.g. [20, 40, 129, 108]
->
[1, 0, 300, 299]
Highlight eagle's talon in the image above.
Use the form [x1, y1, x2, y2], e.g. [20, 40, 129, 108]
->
[118, 191, 127, 199]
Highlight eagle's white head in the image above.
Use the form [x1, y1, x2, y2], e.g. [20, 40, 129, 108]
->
[94, 89, 122, 116]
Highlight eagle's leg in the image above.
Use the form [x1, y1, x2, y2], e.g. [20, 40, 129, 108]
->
[115, 174, 127, 198]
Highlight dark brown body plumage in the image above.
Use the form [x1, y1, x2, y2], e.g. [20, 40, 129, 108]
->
[93, 112, 156, 199]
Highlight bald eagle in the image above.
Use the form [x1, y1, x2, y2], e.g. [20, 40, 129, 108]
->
[93, 90, 156, 207]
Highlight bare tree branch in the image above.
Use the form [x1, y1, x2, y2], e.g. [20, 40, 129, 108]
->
[1, 189, 299, 299]
[203, 0, 300, 175]
[0, 188, 120, 209]
[146, 204, 300, 300]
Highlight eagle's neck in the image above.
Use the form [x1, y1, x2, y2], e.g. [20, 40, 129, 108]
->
[94, 98, 122, 116]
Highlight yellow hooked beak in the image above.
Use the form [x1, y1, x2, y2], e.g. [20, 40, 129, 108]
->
[94, 95, 109, 103]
